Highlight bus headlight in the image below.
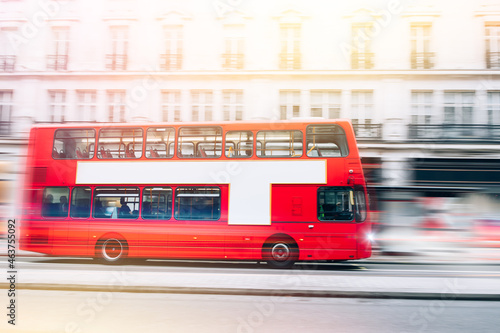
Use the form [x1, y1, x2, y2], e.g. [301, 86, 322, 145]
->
[367, 233, 375, 242]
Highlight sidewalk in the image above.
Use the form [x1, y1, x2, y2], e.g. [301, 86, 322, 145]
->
[1, 262, 499, 301]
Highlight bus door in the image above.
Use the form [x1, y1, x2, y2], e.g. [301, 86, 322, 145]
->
[167, 187, 225, 259]
[305, 186, 358, 260]
[138, 187, 171, 258]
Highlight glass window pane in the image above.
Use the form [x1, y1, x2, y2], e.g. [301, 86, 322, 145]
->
[70, 187, 91, 218]
[318, 187, 354, 221]
[174, 187, 221, 220]
[142, 187, 172, 219]
[225, 131, 253, 158]
[53, 129, 95, 159]
[256, 130, 303, 157]
[42, 187, 69, 218]
[306, 125, 348, 157]
[146, 127, 175, 158]
[93, 187, 140, 219]
[178, 127, 222, 158]
[98, 128, 143, 159]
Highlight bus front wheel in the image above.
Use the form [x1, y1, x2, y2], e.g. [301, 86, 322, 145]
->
[263, 240, 298, 269]
[96, 237, 128, 264]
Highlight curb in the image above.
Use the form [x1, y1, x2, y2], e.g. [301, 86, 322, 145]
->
[1, 283, 499, 301]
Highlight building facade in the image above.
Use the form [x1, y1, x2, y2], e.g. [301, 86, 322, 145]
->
[1, 0, 500, 226]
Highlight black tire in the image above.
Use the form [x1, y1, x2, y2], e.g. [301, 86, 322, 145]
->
[96, 238, 128, 264]
[263, 240, 298, 269]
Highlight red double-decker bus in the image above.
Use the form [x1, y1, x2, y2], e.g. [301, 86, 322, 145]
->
[20, 119, 372, 268]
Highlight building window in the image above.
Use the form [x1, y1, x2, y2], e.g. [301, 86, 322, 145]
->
[0, 90, 13, 135]
[191, 90, 213, 121]
[222, 25, 244, 69]
[488, 91, 500, 125]
[107, 90, 126, 122]
[223, 90, 243, 121]
[351, 90, 379, 138]
[351, 23, 374, 69]
[411, 91, 433, 124]
[486, 23, 500, 69]
[77, 90, 97, 122]
[106, 26, 128, 70]
[47, 26, 69, 71]
[443, 92, 474, 125]
[411, 23, 433, 69]
[310, 90, 341, 118]
[161, 25, 182, 70]
[161, 90, 181, 122]
[49, 90, 66, 123]
[280, 24, 301, 70]
[280, 90, 300, 120]
[0, 28, 16, 72]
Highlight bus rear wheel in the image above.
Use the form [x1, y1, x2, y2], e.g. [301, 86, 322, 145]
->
[96, 238, 128, 264]
[263, 240, 298, 269]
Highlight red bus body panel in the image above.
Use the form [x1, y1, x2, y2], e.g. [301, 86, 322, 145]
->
[20, 120, 372, 262]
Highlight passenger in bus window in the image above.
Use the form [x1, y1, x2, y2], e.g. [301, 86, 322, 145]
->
[42, 194, 54, 216]
[119, 197, 131, 217]
[59, 196, 68, 215]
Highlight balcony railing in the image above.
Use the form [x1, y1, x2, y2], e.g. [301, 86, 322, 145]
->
[0, 55, 16, 72]
[411, 52, 434, 69]
[222, 53, 243, 69]
[160, 54, 182, 70]
[0, 121, 10, 136]
[353, 124, 382, 140]
[106, 54, 127, 70]
[351, 52, 374, 69]
[47, 55, 68, 71]
[279, 53, 301, 70]
[486, 51, 500, 69]
[409, 124, 500, 142]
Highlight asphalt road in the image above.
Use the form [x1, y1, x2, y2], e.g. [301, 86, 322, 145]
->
[1, 290, 499, 333]
[10, 256, 500, 278]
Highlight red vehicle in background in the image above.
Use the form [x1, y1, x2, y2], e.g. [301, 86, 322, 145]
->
[20, 120, 371, 268]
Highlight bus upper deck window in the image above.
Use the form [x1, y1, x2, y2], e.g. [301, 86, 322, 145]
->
[256, 130, 303, 158]
[97, 128, 143, 159]
[225, 131, 253, 158]
[146, 127, 175, 159]
[53, 129, 95, 159]
[306, 125, 349, 157]
[178, 127, 222, 158]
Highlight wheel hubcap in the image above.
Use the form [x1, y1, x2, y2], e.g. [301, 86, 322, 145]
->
[102, 239, 122, 261]
[271, 243, 290, 261]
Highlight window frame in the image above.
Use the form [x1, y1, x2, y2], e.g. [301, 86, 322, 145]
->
[255, 130, 304, 158]
[42, 186, 70, 218]
[174, 186, 221, 221]
[145, 127, 176, 159]
[52, 128, 96, 160]
[92, 186, 140, 220]
[70, 186, 92, 219]
[142, 186, 173, 220]
[224, 130, 253, 158]
[317, 186, 355, 222]
[97, 127, 144, 159]
[177, 126, 223, 159]
[305, 124, 349, 158]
